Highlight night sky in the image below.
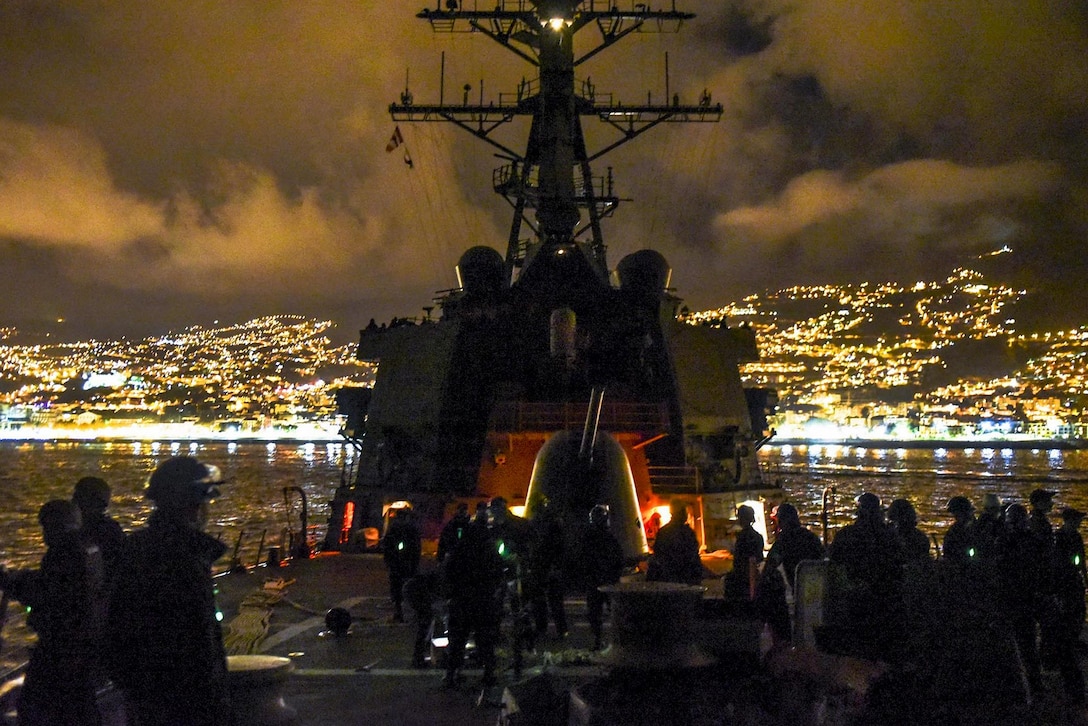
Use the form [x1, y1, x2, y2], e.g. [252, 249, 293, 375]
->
[2, 1, 1086, 342]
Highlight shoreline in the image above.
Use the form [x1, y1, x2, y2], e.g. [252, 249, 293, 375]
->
[770, 437, 1088, 451]
[0, 424, 344, 444]
[0, 429, 1084, 450]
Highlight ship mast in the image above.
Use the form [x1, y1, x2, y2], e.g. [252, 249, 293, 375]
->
[389, 0, 723, 286]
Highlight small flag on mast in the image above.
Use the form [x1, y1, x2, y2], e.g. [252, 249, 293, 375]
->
[386, 126, 404, 152]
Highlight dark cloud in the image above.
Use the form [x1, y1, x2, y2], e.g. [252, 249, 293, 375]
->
[1, 1, 1086, 339]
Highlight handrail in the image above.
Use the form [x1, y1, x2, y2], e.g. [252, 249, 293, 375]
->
[488, 400, 668, 433]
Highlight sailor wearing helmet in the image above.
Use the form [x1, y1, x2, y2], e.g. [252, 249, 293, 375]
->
[942, 496, 978, 563]
[826, 492, 905, 661]
[1028, 488, 1057, 542]
[106, 456, 231, 726]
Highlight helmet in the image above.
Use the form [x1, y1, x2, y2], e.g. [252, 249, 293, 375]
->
[1029, 488, 1056, 507]
[946, 496, 973, 515]
[1061, 507, 1087, 523]
[1005, 503, 1028, 529]
[856, 492, 882, 513]
[887, 499, 918, 528]
[773, 502, 800, 529]
[589, 504, 610, 526]
[73, 476, 111, 512]
[38, 499, 80, 534]
[145, 456, 224, 506]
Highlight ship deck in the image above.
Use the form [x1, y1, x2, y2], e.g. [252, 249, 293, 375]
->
[213, 552, 617, 726]
[7, 552, 1088, 725]
[210, 553, 1088, 726]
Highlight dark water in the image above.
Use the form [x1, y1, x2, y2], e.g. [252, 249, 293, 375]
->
[0, 440, 352, 572]
[761, 443, 1088, 539]
[4, 440, 1087, 569]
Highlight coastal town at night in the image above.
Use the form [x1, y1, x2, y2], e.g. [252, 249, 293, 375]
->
[2, 250, 1086, 445]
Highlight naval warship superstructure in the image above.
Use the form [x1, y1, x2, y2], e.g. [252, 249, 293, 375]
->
[338, 0, 777, 556]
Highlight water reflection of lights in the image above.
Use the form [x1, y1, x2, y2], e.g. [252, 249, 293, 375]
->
[189, 442, 199, 453]
[170, 441, 181, 454]
[1000, 448, 1013, 458]
[1050, 449, 1064, 464]
[227, 442, 238, 454]
[934, 448, 947, 458]
[0, 422, 345, 443]
[150, 441, 161, 453]
[781, 444, 793, 456]
[131, 442, 141, 454]
[981, 448, 994, 461]
[300, 442, 316, 463]
[895, 448, 907, 457]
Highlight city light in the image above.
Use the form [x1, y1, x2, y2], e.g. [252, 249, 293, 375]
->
[1, 253, 1086, 444]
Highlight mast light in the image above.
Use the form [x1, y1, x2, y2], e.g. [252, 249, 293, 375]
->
[537, 0, 575, 30]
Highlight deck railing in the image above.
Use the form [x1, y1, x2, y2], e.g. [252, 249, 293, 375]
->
[648, 465, 701, 493]
[488, 400, 669, 434]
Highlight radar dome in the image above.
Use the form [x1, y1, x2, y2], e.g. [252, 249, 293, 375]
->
[456, 246, 505, 294]
[616, 250, 671, 294]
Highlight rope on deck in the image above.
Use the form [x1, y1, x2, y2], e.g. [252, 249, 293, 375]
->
[223, 578, 293, 655]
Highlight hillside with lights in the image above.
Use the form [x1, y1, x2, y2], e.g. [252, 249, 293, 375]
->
[0, 247, 1085, 443]
[686, 246, 1088, 443]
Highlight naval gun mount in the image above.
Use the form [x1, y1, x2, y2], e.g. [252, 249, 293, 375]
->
[343, 242, 770, 554]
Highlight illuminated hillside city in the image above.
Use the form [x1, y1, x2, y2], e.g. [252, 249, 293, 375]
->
[1, 249, 1086, 444]
[689, 248, 1088, 444]
[0, 315, 374, 440]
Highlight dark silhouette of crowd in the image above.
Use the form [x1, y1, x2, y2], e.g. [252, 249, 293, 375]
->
[0, 457, 230, 726]
[428, 495, 634, 686]
[803, 487, 1088, 711]
[439, 498, 507, 688]
[7, 468, 1088, 723]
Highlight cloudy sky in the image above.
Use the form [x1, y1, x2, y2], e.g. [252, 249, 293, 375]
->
[2, 1, 1086, 341]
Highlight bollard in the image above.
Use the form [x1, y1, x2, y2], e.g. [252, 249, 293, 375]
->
[598, 582, 712, 670]
[226, 655, 297, 726]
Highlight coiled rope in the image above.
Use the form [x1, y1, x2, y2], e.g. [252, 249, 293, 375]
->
[222, 578, 293, 655]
